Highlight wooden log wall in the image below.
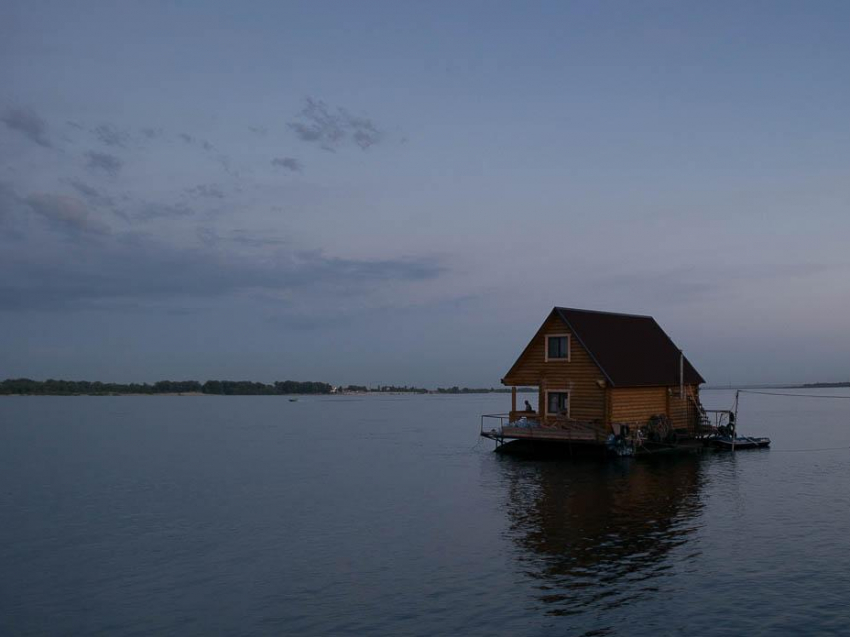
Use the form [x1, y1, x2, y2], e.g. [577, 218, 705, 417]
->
[667, 384, 700, 433]
[608, 385, 701, 432]
[608, 387, 667, 423]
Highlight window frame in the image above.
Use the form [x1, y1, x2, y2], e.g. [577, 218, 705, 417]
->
[544, 334, 571, 362]
[545, 389, 570, 418]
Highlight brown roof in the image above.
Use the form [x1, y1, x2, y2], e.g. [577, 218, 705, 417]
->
[554, 307, 705, 387]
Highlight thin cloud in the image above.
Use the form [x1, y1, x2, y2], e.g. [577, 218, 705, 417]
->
[69, 180, 101, 200]
[177, 132, 213, 151]
[229, 229, 287, 248]
[25, 192, 110, 234]
[217, 154, 239, 178]
[186, 184, 226, 199]
[134, 201, 194, 221]
[85, 151, 123, 176]
[1, 107, 52, 148]
[0, 231, 443, 311]
[271, 157, 302, 172]
[68, 180, 115, 208]
[196, 226, 218, 247]
[197, 226, 287, 248]
[287, 97, 384, 151]
[0, 181, 21, 223]
[94, 124, 130, 148]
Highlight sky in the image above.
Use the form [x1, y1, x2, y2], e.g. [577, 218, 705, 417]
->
[2, 1, 849, 387]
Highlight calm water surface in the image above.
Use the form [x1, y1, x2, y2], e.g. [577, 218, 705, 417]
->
[2, 390, 850, 636]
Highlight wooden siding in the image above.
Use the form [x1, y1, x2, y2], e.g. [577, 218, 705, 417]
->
[668, 385, 700, 432]
[608, 384, 700, 431]
[503, 313, 607, 423]
[609, 387, 667, 423]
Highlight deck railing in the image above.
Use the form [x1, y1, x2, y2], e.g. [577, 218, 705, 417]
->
[480, 413, 609, 442]
[481, 413, 521, 436]
[700, 409, 733, 436]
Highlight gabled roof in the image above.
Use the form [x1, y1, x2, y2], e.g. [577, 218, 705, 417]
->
[506, 307, 705, 387]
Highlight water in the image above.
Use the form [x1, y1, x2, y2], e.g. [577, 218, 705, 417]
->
[1, 390, 849, 636]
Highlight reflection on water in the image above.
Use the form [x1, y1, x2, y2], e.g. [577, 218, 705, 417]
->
[500, 456, 705, 622]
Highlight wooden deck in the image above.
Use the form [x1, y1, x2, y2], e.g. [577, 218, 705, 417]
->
[481, 414, 609, 444]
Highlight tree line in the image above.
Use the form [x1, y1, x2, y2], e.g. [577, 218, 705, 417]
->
[1, 378, 537, 396]
[340, 385, 535, 394]
[0, 378, 333, 396]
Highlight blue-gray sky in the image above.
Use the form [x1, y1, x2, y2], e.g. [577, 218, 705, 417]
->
[2, 1, 849, 386]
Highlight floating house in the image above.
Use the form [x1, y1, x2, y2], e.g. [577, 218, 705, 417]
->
[482, 307, 714, 454]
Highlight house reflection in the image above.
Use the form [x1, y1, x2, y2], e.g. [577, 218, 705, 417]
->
[500, 455, 706, 617]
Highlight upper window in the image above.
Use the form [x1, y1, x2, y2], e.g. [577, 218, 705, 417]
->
[545, 334, 570, 361]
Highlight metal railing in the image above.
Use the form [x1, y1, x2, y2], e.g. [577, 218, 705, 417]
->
[480, 413, 510, 436]
[702, 409, 732, 432]
[480, 412, 544, 436]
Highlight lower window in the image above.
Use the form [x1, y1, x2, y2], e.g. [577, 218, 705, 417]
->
[547, 391, 569, 416]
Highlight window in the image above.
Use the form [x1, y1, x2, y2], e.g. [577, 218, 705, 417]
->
[546, 391, 569, 416]
[545, 334, 570, 361]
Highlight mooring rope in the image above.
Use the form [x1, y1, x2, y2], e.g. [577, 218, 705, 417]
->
[732, 389, 850, 452]
[738, 389, 850, 399]
[770, 446, 850, 453]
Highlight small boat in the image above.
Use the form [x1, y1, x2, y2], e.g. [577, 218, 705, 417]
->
[288, 398, 298, 402]
[710, 435, 770, 450]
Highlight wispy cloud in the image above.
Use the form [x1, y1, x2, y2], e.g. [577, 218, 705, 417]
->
[229, 229, 288, 248]
[68, 180, 115, 208]
[25, 192, 110, 234]
[0, 231, 443, 311]
[1, 107, 52, 148]
[271, 157, 302, 172]
[288, 97, 384, 151]
[134, 201, 194, 221]
[0, 181, 21, 223]
[140, 127, 162, 140]
[85, 151, 123, 176]
[197, 226, 287, 248]
[178, 132, 214, 151]
[186, 184, 226, 199]
[94, 124, 130, 148]
[217, 154, 239, 178]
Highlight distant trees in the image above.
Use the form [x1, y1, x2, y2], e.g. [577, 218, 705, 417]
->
[341, 385, 533, 394]
[153, 380, 203, 394]
[434, 386, 534, 394]
[373, 385, 429, 394]
[0, 378, 333, 396]
[0, 378, 535, 396]
[274, 381, 333, 395]
[201, 380, 277, 395]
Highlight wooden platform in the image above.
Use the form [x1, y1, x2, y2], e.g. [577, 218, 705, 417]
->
[481, 417, 608, 445]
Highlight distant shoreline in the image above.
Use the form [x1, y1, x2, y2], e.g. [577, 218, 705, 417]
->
[4, 376, 847, 396]
[0, 391, 529, 397]
[1, 392, 208, 397]
[0, 378, 537, 397]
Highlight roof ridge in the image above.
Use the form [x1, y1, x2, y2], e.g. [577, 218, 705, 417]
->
[555, 306, 654, 320]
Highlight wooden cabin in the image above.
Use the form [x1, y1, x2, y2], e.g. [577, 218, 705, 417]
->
[484, 307, 707, 450]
